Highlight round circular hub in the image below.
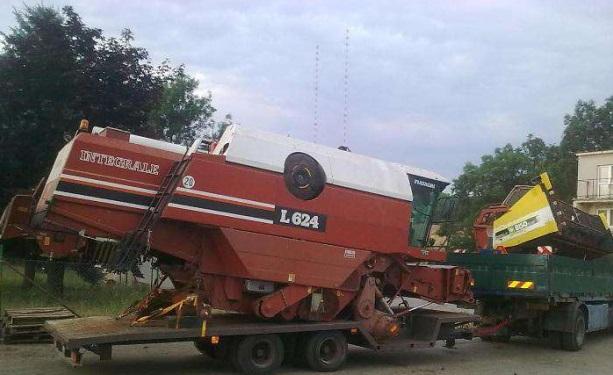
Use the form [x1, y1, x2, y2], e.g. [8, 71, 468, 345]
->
[318, 338, 340, 364]
[284, 152, 326, 200]
[252, 342, 273, 367]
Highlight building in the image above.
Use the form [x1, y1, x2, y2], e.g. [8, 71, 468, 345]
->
[574, 150, 613, 232]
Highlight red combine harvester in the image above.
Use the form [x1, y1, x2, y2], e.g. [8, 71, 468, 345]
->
[2, 123, 476, 373]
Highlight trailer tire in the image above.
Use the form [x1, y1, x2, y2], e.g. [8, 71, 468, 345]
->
[231, 335, 284, 375]
[561, 311, 585, 351]
[304, 331, 347, 372]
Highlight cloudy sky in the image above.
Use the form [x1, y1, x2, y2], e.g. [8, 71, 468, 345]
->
[1, 1, 612, 179]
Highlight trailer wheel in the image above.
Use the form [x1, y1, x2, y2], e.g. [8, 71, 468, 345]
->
[231, 335, 284, 375]
[561, 311, 586, 351]
[304, 331, 347, 372]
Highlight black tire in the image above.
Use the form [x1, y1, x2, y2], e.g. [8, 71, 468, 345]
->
[548, 331, 563, 350]
[562, 311, 586, 351]
[284, 152, 326, 200]
[230, 335, 284, 375]
[304, 331, 347, 372]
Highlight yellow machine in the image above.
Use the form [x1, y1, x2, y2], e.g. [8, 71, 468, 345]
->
[492, 173, 612, 259]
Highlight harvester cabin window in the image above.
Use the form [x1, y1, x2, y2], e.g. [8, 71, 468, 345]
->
[598, 165, 612, 198]
[408, 175, 443, 248]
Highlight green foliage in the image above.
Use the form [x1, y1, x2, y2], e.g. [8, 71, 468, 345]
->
[0, 5, 163, 204]
[446, 98, 613, 249]
[553, 98, 613, 200]
[445, 137, 558, 248]
[0, 5, 226, 206]
[0, 261, 149, 316]
[148, 66, 216, 145]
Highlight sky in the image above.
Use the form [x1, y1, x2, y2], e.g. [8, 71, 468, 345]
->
[1, 1, 612, 180]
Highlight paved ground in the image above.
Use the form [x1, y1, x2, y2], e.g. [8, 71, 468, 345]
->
[1, 332, 612, 375]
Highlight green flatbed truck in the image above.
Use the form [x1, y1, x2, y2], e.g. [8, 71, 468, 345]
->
[448, 252, 613, 350]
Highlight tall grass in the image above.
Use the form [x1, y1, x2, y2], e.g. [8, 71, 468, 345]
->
[0, 261, 150, 317]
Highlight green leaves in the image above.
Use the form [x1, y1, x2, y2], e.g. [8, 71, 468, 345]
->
[148, 66, 216, 145]
[446, 98, 613, 249]
[0, 5, 227, 206]
[447, 139, 558, 248]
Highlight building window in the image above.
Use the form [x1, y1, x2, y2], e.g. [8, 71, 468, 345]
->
[598, 165, 613, 198]
[597, 209, 612, 230]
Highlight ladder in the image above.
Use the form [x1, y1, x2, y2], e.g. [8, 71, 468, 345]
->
[111, 138, 203, 273]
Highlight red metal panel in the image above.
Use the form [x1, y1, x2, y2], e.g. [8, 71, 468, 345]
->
[204, 228, 372, 290]
[163, 153, 412, 254]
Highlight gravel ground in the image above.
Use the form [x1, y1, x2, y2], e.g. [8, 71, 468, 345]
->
[1, 332, 612, 375]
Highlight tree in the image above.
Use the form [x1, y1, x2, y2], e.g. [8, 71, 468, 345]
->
[0, 5, 231, 207]
[553, 98, 613, 200]
[0, 5, 228, 293]
[0, 5, 166, 206]
[442, 96, 613, 249]
[444, 136, 558, 249]
[148, 66, 216, 145]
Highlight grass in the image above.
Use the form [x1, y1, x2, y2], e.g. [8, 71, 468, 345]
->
[0, 261, 150, 317]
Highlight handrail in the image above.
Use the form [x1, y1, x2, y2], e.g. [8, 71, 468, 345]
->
[576, 178, 613, 200]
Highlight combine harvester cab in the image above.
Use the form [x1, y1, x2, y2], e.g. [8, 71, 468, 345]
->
[3, 122, 477, 373]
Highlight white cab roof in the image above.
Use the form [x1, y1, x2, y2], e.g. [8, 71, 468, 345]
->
[214, 125, 449, 202]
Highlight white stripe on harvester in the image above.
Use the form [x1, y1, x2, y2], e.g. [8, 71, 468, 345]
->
[167, 203, 274, 224]
[54, 191, 149, 210]
[60, 174, 157, 195]
[175, 187, 274, 209]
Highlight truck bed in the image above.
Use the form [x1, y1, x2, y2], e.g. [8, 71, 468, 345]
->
[448, 253, 613, 301]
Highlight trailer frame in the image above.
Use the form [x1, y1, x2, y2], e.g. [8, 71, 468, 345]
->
[44, 309, 478, 373]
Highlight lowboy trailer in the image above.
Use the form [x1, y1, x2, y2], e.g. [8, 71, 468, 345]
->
[45, 309, 478, 374]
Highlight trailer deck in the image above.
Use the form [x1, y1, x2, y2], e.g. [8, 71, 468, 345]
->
[45, 309, 478, 368]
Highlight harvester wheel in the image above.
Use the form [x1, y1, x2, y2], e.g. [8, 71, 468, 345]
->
[231, 334, 284, 375]
[561, 311, 585, 351]
[304, 331, 347, 372]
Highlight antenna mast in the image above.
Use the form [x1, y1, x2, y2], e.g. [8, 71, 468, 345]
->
[342, 28, 350, 146]
[312, 45, 320, 143]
